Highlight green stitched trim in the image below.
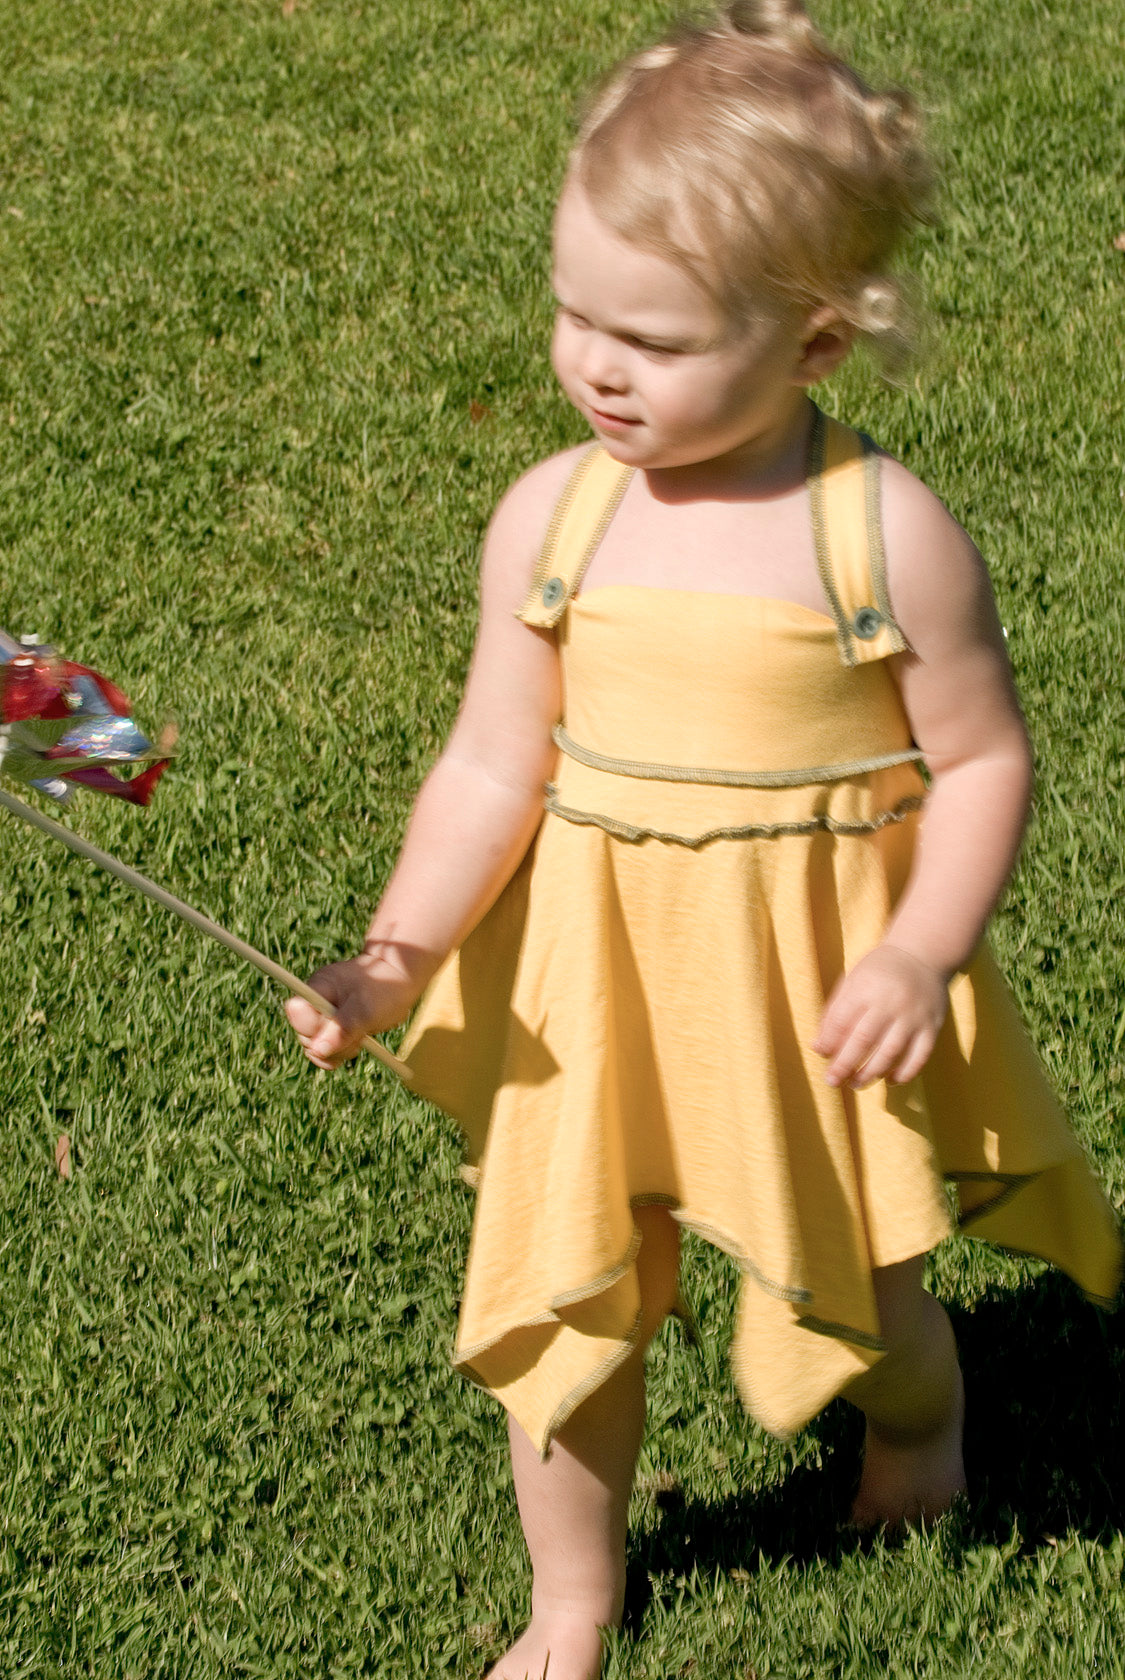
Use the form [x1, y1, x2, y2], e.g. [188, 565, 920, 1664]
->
[948, 1169, 1038, 1226]
[544, 788, 924, 845]
[535, 1311, 643, 1454]
[550, 1225, 644, 1310]
[455, 1311, 644, 1458]
[516, 446, 634, 627]
[518, 444, 600, 619]
[807, 406, 858, 668]
[552, 723, 924, 788]
[1078, 1289, 1118, 1310]
[454, 1214, 648, 1365]
[948, 1170, 1120, 1310]
[796, 1313, 886, 1352]
[861, 434, 908, 654]
[455, 1217, 651, 1456]
[671, 1213, 813, 1305]
[451, 1200, 817, 1359]
[950, 1170, 1031, 1179]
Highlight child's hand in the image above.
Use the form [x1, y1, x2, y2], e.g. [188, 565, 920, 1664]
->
[813, 944, 949, 1090]
[285, 957, 416, 1070]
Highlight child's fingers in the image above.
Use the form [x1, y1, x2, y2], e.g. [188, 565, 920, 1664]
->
[305, 1015, 358, 1069]
[888, 1028, 936, 1087]
[848, 1021, 913, 1088]
[285, 994, 350, 1067]
[286, 995, 324, 1038]
[285, 991, 355, 1070]
[815, 948, 948, 1088]
[811, 985, 855, 1057]
[823, 1010, 883, 1087]
[326, 992, 388, 1061]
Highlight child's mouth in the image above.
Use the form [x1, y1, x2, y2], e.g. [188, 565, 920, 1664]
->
[591, 407, 641, 431]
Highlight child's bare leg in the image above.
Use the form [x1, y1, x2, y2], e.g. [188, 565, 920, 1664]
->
[487, 1206, 680, 1680]
[844, 1253, 966, 1528]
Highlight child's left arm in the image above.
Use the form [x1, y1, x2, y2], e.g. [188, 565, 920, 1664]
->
[814, 458, 1033, 1090]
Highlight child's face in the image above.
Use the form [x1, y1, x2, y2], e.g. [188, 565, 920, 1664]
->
[551, 182, 817, 473]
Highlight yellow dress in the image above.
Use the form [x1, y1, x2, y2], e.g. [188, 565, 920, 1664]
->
[401, 411, 1121, 1453]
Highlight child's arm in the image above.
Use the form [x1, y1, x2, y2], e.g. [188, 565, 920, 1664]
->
[814, 460, 1033, 1090]
[287, 453, 579, 1069]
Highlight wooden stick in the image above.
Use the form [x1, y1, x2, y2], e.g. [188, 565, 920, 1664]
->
[0, 785, 412, 1080]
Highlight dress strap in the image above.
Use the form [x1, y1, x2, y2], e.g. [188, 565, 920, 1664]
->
[516, 446, 634, 628]
[808, 408, 909, 668]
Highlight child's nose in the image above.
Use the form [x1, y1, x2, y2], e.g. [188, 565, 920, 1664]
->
[581, 332, 628, 392]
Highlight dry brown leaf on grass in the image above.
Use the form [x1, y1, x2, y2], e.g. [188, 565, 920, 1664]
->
[468, 400, 494, 425]
[55, 1133, 71, 1179]
[282, 0, 298, 14]
[1114, 232, 1125, 252]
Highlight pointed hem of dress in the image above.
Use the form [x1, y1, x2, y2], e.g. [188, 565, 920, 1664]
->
[449, 1155, 1119, 1453]
[452, 1193, 899, 1455]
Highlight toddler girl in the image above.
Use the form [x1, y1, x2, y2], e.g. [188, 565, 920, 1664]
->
[288, 5, 1121, 1676]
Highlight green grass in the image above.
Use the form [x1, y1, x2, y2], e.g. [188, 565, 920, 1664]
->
[0, 0, 1123, 1673]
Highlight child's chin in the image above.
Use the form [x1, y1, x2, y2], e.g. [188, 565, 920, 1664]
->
[591, 427, 660, 465]
[595, 435, 642, 461]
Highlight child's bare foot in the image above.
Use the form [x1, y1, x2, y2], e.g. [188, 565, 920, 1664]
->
[850, 1369, 966, 1529]
[485, 1612, 604, 1680]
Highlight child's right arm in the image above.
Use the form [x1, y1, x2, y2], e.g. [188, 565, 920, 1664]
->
[286, 453, 579, 1069]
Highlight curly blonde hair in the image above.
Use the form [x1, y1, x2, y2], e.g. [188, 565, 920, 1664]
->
[571, 1, 932, 355]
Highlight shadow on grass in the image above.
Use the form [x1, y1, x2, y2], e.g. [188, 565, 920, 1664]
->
[624, 1272, 1124, 1624]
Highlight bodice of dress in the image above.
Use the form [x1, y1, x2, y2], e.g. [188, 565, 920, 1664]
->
[549, 585, 924, 844]
[518, 409, 926, 847]
[560, 586, 914, 775]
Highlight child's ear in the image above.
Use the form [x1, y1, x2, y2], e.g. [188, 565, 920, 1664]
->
[794, 307, 855, 385]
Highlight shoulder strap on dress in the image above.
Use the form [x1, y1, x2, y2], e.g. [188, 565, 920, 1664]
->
[808, 408, 909, 668]
[516, 446, 634, 628]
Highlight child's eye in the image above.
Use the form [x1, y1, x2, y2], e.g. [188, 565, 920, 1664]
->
[628, 338, 682, 359]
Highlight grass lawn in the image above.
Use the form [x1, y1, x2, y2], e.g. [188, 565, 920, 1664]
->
[1, 0, 1124, 1673]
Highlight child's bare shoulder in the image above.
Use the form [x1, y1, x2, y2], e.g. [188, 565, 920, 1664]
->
[491, 446, 590, 535]
[480, 445, 591, 605]
[876, 449, 1000, 654]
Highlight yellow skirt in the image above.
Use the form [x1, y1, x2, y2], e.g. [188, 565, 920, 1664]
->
[402, 791, 1121, 1453]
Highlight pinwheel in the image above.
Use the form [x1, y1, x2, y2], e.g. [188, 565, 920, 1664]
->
[0, 626, 175, 804]
[0, 627, 408, 1078]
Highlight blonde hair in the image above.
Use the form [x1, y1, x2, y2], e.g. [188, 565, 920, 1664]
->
[571, 1, 932, 357]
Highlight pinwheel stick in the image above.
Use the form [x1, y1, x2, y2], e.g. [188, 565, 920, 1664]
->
[0, 786, 411, 1080]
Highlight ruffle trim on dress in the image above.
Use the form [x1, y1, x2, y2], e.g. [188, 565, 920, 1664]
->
[552, 723, 924, 788]
[543, 785, 925, 847]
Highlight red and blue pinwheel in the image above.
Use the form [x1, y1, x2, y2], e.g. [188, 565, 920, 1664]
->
[0, 627, 175, 805]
